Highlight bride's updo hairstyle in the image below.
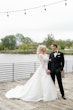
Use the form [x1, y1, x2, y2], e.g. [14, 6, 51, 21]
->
[37, 45, 46, 55]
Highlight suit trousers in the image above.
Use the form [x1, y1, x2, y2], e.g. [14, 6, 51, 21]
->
[50, 70, 64, 97]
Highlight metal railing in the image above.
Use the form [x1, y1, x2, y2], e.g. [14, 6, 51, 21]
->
[0, 60, 73, 82]
[0, 62, 40, 82]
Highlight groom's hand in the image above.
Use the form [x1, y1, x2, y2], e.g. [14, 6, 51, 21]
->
[46, 69, 51, 74]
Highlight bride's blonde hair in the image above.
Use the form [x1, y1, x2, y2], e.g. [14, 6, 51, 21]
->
[37, 45, 46, 55]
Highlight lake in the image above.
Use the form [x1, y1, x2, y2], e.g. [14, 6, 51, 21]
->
[0, 53, 73, 72]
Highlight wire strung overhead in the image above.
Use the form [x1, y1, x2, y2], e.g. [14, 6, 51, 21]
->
[0, 0, 67, 17]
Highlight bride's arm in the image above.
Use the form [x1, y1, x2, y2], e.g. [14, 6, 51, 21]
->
[39, 54, 51, 74]
[39, 54, 46, 70]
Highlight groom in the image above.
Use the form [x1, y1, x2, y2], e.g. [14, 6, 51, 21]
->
[48, 43, 66, 100]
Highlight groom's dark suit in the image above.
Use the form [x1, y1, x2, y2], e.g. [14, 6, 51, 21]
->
[48, 51, 65, 97]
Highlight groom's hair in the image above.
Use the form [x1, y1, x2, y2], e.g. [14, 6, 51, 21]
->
[52, 43, 58, 48]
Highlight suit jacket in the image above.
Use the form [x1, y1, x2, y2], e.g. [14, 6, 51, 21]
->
[48, 51, 64, 73]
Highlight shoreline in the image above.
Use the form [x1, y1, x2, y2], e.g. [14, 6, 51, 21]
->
[0, 51, 73, 55]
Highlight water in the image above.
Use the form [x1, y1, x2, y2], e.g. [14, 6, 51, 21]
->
[0, 53, 73, 63]
[0, 53, 73, 72]
[0, 54, 38, 63]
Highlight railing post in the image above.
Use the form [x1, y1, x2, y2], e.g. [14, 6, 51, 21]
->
[72, 65, 73, 72]
[65, 60, 67, 73]
[34, 62, 36, 72]
[12, 63, 14, 81]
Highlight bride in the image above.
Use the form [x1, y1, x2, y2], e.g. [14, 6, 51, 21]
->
[5, 45, 57, 102]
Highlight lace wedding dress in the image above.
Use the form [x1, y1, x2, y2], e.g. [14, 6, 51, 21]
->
[5, 54, 57, 102]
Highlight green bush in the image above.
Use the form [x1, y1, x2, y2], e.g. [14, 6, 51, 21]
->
[0, 44, 4, 50]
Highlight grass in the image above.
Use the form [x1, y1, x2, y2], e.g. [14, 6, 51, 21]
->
[0, 49, 73, 54]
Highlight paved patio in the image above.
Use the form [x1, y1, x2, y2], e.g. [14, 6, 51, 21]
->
[0, 73, 73, 110]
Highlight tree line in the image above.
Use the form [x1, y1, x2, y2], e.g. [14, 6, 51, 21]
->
[0, 33, 73, 53]
[43, 34, 73, 49]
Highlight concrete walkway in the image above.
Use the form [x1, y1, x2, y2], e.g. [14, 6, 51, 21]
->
[0, 73, 73, 110]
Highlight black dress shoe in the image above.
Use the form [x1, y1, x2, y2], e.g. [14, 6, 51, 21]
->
[62, 96, 66, 100]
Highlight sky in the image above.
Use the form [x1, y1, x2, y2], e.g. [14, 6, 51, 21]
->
[0, 0, 73, 42]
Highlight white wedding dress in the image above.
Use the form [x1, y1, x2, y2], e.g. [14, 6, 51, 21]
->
[5, 54, 57, 102]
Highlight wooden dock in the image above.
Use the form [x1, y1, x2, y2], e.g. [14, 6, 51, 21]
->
[0, 73, 73, 110]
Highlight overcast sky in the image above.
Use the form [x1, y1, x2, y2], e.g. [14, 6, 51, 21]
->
[0, 0, 73, 42]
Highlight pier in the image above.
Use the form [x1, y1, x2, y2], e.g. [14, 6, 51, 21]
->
[0, 73, 73, 110]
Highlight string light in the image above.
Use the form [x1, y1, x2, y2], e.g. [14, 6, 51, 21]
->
[65, 0, 67, 6]
[24, 9, 26, 15]
[7, 12, 9, 17]
[44, 5, 47, 11]
[0, 0, 67, 17]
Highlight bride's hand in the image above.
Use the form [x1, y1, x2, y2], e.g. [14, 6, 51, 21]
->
[49, 59, 51, 62]
[46, 69, 51, 74]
